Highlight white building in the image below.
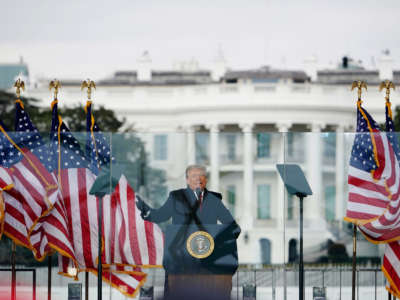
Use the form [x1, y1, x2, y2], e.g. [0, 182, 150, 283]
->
[23, 52, 399, 265]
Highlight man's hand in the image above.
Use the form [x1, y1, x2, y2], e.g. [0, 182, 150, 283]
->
[136, 195, 151, 219]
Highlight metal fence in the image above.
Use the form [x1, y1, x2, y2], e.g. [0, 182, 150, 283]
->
[0, 266, 390, 300]
[142, 266, 388, 300]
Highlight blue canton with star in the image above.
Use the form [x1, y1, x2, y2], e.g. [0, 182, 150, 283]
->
[85, 103, 113, 175]
[0, 120, 23, 168]
[349, 105, 380, 172]
[50, 102, 88, 171]
[385, 105, 400, 163]
[14, 102, 54, 172]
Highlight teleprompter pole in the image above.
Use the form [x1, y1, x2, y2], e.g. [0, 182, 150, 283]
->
[299, 195, 304, 300]
[98, 195, 103, 300]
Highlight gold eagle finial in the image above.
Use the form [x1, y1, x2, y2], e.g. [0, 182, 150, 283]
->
[14, 79, 25, 99]
[81, 79, 96, 100]
[351, 80, 367, 101]
[379, 80, 395, 102]
[49, 80, 61, 100]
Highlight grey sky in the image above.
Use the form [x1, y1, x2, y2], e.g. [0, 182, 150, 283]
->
[1, 0, 399, 80]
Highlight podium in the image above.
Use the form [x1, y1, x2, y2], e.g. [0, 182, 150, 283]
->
[163, 224, 239, 300]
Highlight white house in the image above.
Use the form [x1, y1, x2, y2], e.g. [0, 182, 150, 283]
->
[21, 52, 399, 265]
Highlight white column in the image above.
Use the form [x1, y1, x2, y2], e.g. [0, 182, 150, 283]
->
[335, 124, 345, 229]
[239, 122, 254, 231]
[276, 123, 291, 265]
[186, 125, 196, 165]
[306, 122, 324, 222]
[206, 123, 220, 191]
[276, 123, 292, 226]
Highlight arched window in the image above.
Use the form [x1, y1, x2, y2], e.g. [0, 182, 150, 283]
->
[289, 239, 297, 263]
[259, 238, 271, 264]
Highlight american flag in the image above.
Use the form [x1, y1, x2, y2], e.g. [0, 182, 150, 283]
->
[0, 115, 59, 253]
[345, 101, 398, 224]
[84, 100, 163, 296]
[49, 99, 99, 273]
[13, 99, 78, 263]
[85, 100, 163, 269]
[54, 100, 149, 297]
[355, 103, 400, 243]
[345, 100, 400, 298]
[381, 101, 400, 298]
[0, 125, 15, 240]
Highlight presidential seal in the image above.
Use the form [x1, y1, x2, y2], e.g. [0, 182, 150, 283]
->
[186, 231, 214, 259]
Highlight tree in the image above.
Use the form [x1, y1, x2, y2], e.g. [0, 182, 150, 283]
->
[393, 106, 400, 131]
[0, 90, 167, 265]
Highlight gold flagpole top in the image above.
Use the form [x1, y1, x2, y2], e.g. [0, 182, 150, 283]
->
[14, 79, 25, 99]
[351, 81, 367, 101]
[49, 80, 61, 100]
[81, 79, 96, 100]
[379, 80, 395, 102]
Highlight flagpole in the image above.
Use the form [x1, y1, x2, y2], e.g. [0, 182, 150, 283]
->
[11, 241, 16, 300]
[48, 253, 52, 300]
[352, 224, 357, 300]
[85, 271, 89, 300]
[349, 81, 367, 300]
[11, 80, 24, 300]
[380, 80, 396, 300]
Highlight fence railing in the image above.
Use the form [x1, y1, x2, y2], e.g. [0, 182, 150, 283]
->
[143, 266, 387, 300]
[0, 266, 389, 300]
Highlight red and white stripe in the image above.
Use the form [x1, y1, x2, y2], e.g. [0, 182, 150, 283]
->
[56, 168, 160, 296]
[0, 167, 13, 238]
[103, 175, 164, 267]
[58, 168, 99, 269]
[383, 241, 400, 298]
[349, 133, 400, 242]
[98, 266, 147, 298]
[29, 193, 77, 262]
[347, 132, 400, 226]
[0, 149, 78, 264]
[0, 150, 59, 252]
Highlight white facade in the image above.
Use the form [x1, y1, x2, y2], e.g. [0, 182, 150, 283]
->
[25, 66, 398, 265]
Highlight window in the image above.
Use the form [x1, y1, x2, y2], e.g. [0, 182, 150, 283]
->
[287, 132, 294, 158]
[226, 134, 236, 161]
[257, 184, 271, 219]
[226, 185, 236, 217]
[259, 238, 271, 264]
[325, 185, 336, 221]
[257, 133, 271, 158]
[154, 134, 167, 160]
[287, 193, 294, 220]
[195, 133, 209, 164]
[323, 132, 336, 160]
[288, 239, 297, 263]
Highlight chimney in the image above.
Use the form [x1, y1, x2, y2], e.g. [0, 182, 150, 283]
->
[137, 51, 152, 82]
[378, 49, 393, 81]
[303, 55, 318, 82]
[211, 46, 227, 82]
[342, 56, 348, 69]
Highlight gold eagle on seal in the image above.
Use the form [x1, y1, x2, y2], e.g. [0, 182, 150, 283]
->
[186, 231, 215, 259]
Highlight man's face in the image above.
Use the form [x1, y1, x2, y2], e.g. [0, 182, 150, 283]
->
[186, 168, 207, 191]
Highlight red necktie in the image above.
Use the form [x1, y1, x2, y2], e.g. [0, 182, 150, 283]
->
[198, 193, 203, 211]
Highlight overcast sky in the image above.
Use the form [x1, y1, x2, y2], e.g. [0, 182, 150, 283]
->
[1, 0, 400, 80]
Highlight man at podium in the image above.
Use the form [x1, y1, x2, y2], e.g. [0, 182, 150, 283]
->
[137, 164, 241, 300]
